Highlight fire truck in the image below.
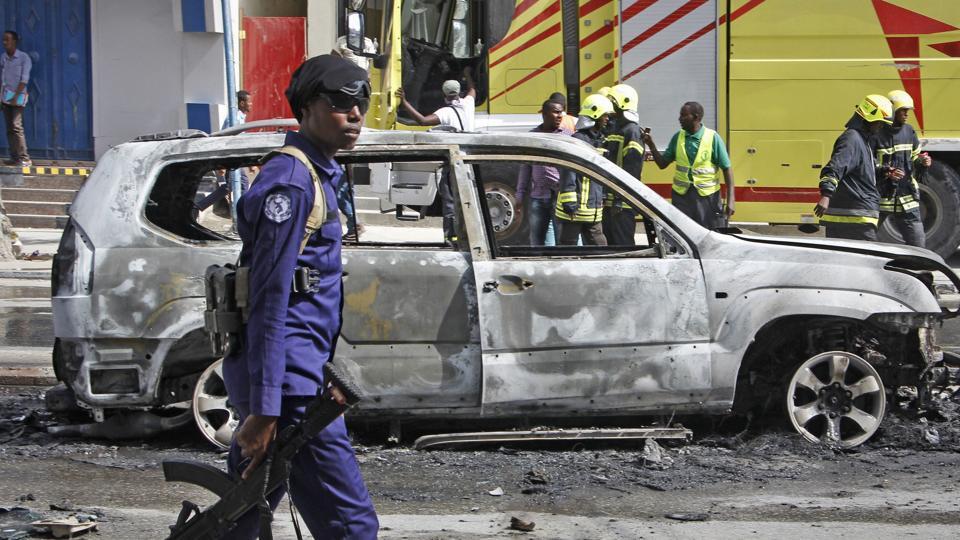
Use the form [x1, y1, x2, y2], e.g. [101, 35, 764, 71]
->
[342, 0, 960, 256]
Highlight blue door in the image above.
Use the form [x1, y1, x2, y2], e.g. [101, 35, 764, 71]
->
[0, 0, 92, 160]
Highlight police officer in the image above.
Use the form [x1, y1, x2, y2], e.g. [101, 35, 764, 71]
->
[602, 84, 644, 245]
[222, 54, 379, 539]
[813, 94, 893, 241]
[555, 93, 611, 245]
[873, 89, 932, 247]
[644, 101, 735, 229]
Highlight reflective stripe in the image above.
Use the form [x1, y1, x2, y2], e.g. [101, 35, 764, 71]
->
[557, 192, 577, 203]
[673, 128, 720, 196]
[825, 207, 879, 218]
[821, 176, 839, 187]
[820, 215, 879, 225]
[555, 206, 602, 222]
[623, 141, 644, 154]
[875, 143, 915, 155]
[901, 200, 920, 211]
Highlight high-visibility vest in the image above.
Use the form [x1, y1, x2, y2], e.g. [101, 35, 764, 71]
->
[673, 128, 720, 197]
[555, 175, 603, 222]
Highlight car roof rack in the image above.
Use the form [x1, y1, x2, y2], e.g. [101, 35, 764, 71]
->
[212, 119, 300, 137]
[130, 129, 209, 142]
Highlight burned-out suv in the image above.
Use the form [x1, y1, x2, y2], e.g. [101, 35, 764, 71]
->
[51, 125, 959, 449]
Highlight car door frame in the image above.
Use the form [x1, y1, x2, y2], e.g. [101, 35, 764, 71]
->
[333, 144, 488, 416]
[454, 150, 715, 417]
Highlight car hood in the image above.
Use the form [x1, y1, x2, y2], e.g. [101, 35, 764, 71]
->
[728, 232, 946, 264]
[727, 232, 960, 319]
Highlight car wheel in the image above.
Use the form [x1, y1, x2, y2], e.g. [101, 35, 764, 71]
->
[785, 351, 886, 448]
[192, 359, 240, 450]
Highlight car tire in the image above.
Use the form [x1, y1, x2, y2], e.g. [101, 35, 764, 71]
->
[784, 350, 886, 448]
[192, 358, 239, 450]
[879, 161, 960, 258]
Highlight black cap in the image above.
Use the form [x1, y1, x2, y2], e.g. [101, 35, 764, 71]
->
[285, 54, 370, 120]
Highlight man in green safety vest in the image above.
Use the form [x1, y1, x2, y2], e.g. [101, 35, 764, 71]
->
[644, 101, 735, 229]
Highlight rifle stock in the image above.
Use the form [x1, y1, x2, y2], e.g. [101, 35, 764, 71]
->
[164, 363, 361, 539]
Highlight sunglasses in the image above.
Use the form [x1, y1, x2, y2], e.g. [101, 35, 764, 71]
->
[317, 92, 370, 115]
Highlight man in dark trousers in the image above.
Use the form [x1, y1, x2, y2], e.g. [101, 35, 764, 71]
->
[516, 99, 572, 245]
[602, 84, 645, 245]
[222, 55, 379, 539]
[555, 93, 611, 246]
[644, 101, 735, 229]
[873, 89, 931, 247]
[1, 30, 31, 166]
[813, 94, 894, 241]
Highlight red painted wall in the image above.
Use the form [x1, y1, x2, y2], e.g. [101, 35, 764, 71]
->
[242, 17, 306, 122]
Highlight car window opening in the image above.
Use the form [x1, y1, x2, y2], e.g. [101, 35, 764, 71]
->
[146, 157, 259, 242]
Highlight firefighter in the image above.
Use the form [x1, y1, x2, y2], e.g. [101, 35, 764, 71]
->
[555, 93, 611, 246]
[602, 84, 645, 245]
[813, 94, 894, 241]
[644, 101, 735, 229]
[873, 89, 932, 247]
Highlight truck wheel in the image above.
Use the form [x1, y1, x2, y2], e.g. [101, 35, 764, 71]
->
[881, 161, 960, 258]
[484, 180, 527, 245]
[785, 351, 885, 448]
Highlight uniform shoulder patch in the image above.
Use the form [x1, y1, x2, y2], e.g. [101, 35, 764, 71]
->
[264, 192, 293, 223]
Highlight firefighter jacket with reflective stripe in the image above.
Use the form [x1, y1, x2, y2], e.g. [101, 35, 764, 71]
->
[603, 118, 644, 209]
[674, 128, 720, 196]
[818, 116, 879, 225]
[556, 129, 606, 222]
[873, 123, 922, 214]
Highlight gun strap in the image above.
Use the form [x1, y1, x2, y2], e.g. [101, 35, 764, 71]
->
[258, 449, 275, 540]
[258, 145, 328, 254]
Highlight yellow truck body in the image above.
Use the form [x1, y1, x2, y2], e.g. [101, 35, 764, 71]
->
[355, 0, 960, 255]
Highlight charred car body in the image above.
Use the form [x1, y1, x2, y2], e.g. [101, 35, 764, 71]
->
[51, 127, 959, 449]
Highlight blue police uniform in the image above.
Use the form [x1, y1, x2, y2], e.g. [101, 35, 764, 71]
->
[223, 130, 378, 539]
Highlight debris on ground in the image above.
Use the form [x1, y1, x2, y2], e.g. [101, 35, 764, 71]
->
[640, 438, 673, 469]
[664, 512, 709, 522]
[509, 516, 536, 532]
[31, 516, 97, 538]
[487, 487, 504, 497]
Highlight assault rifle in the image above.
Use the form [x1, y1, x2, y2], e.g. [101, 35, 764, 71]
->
[163, 362, 361, 539]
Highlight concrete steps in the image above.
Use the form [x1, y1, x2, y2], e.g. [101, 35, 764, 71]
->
[3, 188, 77, 203]
[0, 166, 88, 230]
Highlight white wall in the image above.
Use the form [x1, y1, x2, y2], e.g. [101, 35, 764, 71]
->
[90, 0, 228, 158]
[307, 0, 337, 58]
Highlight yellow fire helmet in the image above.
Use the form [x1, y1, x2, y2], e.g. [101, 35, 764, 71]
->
[608, 84, 639, 113]
[855, 94, 893, 124]
[597, 86, 612, 97]
[576, 93, 614, 129]
[887, 89, 914, 111]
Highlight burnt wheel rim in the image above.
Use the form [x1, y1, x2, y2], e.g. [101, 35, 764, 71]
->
[192, 359, 239, 449]
[786, 351, 885, 448]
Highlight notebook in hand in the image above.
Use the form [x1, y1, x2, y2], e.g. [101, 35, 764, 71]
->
[1, 90, 27, 106]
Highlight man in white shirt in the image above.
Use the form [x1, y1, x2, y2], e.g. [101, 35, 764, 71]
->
[394, 68, 476, 244]
[396, 67, 475, 132]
